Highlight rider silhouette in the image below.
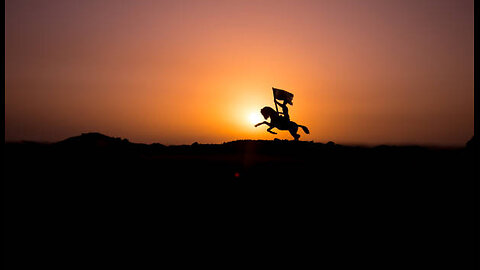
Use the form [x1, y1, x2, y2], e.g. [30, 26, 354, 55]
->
[275, 99, 290, 121]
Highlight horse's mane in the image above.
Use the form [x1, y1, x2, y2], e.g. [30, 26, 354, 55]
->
[261, 106, 278, 119]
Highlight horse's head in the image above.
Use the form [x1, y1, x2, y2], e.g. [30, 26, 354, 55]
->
[260, 106, 277, 119]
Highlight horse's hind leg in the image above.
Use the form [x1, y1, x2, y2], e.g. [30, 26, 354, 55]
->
[289, 126, 300, 141]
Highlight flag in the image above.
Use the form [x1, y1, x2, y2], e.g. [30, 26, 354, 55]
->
[272, 87, 294, 105]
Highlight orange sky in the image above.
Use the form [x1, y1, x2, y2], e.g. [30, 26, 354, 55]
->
[5, 0, 474, 146]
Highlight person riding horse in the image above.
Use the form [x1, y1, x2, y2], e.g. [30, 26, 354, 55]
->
[255, 87, 309, 140]
[255, 101, 309, 140]
[275, 99, 290, 121]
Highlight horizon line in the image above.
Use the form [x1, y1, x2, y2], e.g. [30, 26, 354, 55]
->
[4, 132, 473, 149]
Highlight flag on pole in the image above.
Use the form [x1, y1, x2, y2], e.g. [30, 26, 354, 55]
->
[272, 87, 294, 105]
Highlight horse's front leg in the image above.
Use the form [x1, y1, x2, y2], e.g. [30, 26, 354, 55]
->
[267, 126, 277, 134]
[254, 121, 269, 127]
[255, 121, 277, 134]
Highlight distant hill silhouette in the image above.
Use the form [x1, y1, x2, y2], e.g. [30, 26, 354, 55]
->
[56, 132, 132, 147]
[3, 132, 477, 269]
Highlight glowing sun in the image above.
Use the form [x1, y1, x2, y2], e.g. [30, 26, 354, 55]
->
[248, 112, 263, 125]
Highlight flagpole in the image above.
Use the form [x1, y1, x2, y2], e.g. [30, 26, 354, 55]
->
[272, 87, 279, 113]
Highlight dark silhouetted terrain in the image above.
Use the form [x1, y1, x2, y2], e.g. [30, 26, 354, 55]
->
[4, 133, 478, 268]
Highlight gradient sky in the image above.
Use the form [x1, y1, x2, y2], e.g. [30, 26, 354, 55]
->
[5, 0, 474, 145]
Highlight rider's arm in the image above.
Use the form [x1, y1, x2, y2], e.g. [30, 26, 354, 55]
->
[274, 99, 282, 106]
[274, 100, 284, 115]
[275, 99, 288, 109]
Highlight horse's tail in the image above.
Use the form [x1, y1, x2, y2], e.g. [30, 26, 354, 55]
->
[298, 125, 310, 134]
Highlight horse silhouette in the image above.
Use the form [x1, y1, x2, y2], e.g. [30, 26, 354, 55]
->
[255, 106, 309, 140]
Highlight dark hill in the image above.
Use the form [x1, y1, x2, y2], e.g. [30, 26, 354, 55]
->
[3, 133, 477, 268]
[56, 132, 132, 147]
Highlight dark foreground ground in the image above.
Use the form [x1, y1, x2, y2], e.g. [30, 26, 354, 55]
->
[3, 133, 478, 268]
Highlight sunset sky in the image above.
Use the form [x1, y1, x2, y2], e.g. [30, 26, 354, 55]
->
[5, 0, 474, 146]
